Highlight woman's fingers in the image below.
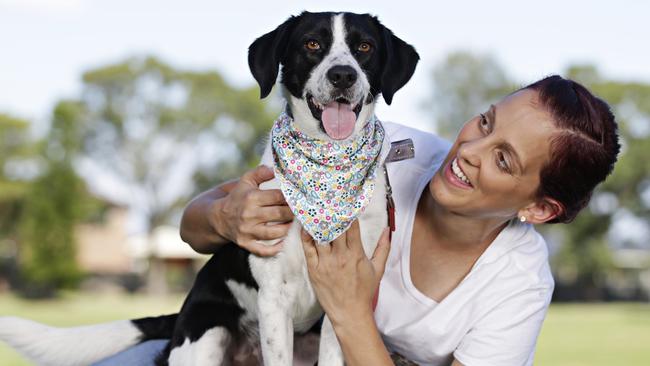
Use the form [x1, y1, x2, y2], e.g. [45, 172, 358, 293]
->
[240, 165, 275, 187]
[300, 228, 319, 268]
[252, 222, 293, 240]
[345, 220, 364, 254]
[370, 227, 391, 276]
[330, 229, 347, 257]
[301, 222, 390, 276]
[252, 188, 288, 207]
[256, 205, 294, 223]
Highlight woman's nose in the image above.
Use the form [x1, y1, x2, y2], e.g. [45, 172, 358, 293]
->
[458, 140, 483, 168]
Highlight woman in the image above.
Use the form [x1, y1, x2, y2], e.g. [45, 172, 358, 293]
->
[95, 75, 619, 365]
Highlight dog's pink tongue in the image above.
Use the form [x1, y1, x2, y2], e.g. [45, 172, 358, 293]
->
[322, 102, 356, 140]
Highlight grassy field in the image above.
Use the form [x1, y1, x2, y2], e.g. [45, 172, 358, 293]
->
[1, 293, 649, 365]
[0, 292, 185, 366]
[536, 303, 650, 365]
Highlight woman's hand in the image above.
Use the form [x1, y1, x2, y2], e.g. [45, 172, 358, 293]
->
[180, 165, 293, 256]
[300, 221, 391, 327]
[211, 165, 294, 256]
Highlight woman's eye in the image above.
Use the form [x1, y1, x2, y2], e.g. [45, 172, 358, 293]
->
[479, 114, 490, 132]
[496, 151, 510, 172]
[305, 40, 321, 50]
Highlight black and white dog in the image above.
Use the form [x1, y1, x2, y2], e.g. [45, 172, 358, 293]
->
[0, 11, 418, 366]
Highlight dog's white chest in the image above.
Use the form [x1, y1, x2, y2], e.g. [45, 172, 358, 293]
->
[246, 142, 388, 331]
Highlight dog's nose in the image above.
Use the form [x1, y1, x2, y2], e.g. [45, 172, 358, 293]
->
[327, 65, 357, 89]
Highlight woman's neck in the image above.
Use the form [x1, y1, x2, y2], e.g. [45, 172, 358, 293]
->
[416, 183, 509, 254]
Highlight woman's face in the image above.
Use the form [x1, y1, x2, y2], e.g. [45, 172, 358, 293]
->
[429, 89, 560, 220]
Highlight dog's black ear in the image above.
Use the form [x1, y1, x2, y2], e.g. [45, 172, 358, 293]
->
[248, 16, 298, 99]
[379, 25, 420, 105]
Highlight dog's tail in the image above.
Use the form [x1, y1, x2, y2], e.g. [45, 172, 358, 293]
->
[0, 313, 177, 366]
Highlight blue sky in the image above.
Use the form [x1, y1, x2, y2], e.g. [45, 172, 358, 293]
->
[2, 0, 649, 135]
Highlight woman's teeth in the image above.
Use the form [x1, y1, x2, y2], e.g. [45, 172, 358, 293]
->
[452, 158, 471, 185]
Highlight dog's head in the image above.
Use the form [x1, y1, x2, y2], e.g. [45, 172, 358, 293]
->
[248, 11, 419, 141]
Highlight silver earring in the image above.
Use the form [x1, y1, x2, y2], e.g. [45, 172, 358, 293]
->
[520, 216, 527, 223]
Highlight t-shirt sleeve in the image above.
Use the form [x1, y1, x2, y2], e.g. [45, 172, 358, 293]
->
[453, 285, 553, 366]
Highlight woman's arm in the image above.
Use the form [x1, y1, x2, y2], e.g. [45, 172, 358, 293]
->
[180, 165, 294, 256]
[300, 221, 393, 366]
[333, 311, 394, 366]
[179, 179, 237, 251]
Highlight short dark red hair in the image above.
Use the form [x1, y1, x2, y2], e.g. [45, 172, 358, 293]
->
[523, 75, 620, 223]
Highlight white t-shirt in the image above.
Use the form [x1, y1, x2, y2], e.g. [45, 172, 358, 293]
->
[375, 122, 555, 366]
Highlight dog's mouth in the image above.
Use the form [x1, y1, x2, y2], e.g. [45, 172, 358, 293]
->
[307, 94, 363, 140]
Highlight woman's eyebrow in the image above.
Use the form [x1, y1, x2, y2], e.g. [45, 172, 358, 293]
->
[488, 104, 524, 174]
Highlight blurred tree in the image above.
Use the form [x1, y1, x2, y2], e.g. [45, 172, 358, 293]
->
[17, 163, 85, 297]
[424, 51, 517, 139]
[77, 56, 277, 232]
[71, 56, 278, 292]
[0, 114, 35, 289]
[16, 102, 102, 297]
[0, 114, 34, 237]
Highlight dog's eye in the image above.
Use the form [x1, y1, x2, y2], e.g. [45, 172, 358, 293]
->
[305, 40, 321, 51]
[358, 42, 372, 52]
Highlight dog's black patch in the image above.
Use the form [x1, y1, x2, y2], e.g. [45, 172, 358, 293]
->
[343, 13, 420, 105]
[249, 12, 335, 100]
[153, 243, 256, 366]
[369, 16, 420, 105]
[133, 314, 178, 341]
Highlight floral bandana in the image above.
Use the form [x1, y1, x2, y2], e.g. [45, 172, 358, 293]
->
[271, 112, 385, 243]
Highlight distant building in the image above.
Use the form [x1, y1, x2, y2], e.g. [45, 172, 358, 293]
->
[75, 206, 133, 274]
[75, 205, 207, 293]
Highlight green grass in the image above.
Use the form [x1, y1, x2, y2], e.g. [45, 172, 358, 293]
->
[536, 303, 650, 365]
[1, 294, 649, 365]
[0, 292, 184, 366]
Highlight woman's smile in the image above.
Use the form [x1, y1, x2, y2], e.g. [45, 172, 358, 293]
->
[443, 157, 474, 190]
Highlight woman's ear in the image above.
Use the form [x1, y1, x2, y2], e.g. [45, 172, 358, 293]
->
[519, 198, 564, 224]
